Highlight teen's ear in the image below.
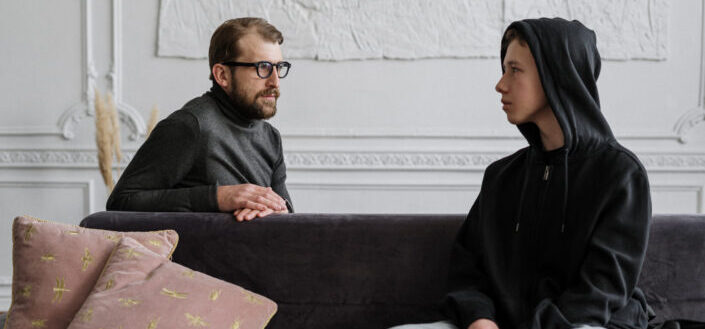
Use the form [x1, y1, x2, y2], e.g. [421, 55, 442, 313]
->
[212, 64, 231, 89]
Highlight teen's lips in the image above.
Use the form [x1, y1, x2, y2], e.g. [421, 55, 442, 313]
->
[501, 99, 511, 110]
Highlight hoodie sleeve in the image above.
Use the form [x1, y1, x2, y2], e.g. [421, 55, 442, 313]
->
[106, 112, 219, 212]
[443, 197, 497, 328]
[524, 169, 651, 329]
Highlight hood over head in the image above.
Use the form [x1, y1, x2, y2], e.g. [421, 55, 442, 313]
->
[501, 18, 614, 155]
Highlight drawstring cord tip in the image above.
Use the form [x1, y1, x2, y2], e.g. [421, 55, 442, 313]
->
[561, 223, 565, 233]
[515, 222, 520, 232]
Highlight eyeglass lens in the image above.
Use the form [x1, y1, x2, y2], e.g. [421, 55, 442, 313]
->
[256, 62, 290, 79]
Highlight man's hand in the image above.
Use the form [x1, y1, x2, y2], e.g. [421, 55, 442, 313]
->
[217, 184, 287, 213]
[233, 207, 288, 222]
[468, 319, 499, 329]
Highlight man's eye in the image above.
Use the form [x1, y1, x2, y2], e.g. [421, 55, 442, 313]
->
[511, 67, 520, 73]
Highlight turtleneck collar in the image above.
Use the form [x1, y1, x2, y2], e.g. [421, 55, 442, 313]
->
[207, 82, 258, 128]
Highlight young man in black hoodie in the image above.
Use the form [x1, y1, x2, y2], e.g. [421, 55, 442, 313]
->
[391, 18, 651, 329]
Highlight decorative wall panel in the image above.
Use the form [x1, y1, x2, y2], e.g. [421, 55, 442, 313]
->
[157, 0, 670, 60]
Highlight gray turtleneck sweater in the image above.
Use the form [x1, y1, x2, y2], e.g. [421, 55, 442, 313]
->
[106, 85, 292, 212]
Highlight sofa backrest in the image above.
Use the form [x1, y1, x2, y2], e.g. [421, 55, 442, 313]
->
[80, 212, 705, 328]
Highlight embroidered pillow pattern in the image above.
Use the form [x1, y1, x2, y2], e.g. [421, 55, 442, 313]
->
[67, 237, 277, 329]
[5, 216, 178, 329]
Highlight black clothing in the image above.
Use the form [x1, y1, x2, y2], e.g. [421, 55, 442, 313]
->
[107, 84, 292, 212]
[443, 18, 651, 329]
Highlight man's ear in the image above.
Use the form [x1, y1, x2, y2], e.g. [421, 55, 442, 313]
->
[212, 64, 230, 89]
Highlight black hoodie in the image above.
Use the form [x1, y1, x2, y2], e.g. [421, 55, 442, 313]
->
[443, 18, 652, 329]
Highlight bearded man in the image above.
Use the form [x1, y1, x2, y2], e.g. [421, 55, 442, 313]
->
[107, 18, 293, 221]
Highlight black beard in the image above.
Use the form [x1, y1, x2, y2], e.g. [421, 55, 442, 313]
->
[228, 83, 277, 120]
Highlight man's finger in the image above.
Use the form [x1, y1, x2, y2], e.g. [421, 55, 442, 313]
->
[245, 200, 268, 211]
[255, 194, 284, 211]
[261, 188, 287, 211]
[245, 209, 259, 221]
[237, 208, 253, 222]
[257, 208, 274, 218]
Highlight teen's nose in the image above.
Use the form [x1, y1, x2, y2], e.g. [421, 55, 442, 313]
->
[495, 74, 507, 94]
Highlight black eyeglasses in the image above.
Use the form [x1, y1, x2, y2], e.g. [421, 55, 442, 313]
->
[221, 61, 291, 79]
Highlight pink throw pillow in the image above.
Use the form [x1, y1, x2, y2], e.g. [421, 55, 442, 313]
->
[67, 237, 277, 329]
[5, 216, 178, 329]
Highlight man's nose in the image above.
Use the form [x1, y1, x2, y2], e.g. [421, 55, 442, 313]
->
[265, 71, 280, 88]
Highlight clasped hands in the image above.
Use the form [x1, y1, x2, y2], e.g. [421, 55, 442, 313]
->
[217, 184, 288, 222]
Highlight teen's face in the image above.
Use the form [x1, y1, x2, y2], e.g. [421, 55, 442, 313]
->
[495, 39, 550, 125]
[228, 33, 283, 120]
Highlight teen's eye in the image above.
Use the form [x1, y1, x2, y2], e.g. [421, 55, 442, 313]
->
[511, 67, 520, 73]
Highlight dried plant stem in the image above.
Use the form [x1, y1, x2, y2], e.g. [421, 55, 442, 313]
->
[147, 105, 160, 137]
[107, 92, 123, 163]
[95, 89, 114, 191]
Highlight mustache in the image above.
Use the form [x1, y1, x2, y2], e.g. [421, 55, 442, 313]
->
[256, 88, 280, 98]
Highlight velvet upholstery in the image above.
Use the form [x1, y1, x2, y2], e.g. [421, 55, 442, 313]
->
[80, 212, 705, 329]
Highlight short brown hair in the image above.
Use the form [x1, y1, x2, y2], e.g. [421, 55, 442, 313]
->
[208, 17, 284, 81]
[501, 28, 528, 58]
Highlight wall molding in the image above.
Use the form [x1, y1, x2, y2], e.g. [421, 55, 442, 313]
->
[0, 0, 94, 138]
[0, 276, 9, 311]
[651, 184, 704, 213]
[0, 0, 145, 141]
[0, 0, 699, 142]
[674, 0, 705, 142]
[0, 179, 95, 215]
[1, 149, 704, 172]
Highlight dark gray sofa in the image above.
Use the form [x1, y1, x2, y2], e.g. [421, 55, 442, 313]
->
[70, 213, 704, 329]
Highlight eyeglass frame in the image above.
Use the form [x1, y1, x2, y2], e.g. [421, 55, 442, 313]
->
[220, 61, 291, 79]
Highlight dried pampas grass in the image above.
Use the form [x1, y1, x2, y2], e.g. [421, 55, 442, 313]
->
[107, 92, 122, 163]
[147, 105, 159, 137]
[95, 89, 115, 192]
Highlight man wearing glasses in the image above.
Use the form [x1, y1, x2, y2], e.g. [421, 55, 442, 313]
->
[107, 18, 293, 221]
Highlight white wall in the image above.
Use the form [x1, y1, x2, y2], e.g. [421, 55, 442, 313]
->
[1, 0, 704, 309]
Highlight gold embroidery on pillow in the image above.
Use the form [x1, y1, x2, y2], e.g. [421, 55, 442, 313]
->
[120, 247, 142, 259]
[148, 239, 162, 247]
[52, 277, 70, 303]
[147, 317, 160, 329]
[65, 229, 81, 236]
[24, 224, 36, 241]
[118, 297, 141, 307]
[30, 319, 47, 327]
[182, 270, 195, 278]
[161, 288, 188, 299]
[105, 279, 115, 290]
[78, 308, 93, 322]
[231, 320, 241, 329]
[41, 253, 55, 262]
[105, 234, 121, 242]
[209, 289, 221, 301]
[81, 248, 94, 271]
[243, 292, 263, 305]
[21, 285, 32, 297]
[185, 313, 208, 327]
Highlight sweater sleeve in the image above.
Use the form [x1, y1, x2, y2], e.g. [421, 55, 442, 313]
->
[106, 112, 219, 212]
[270, 129, 293, 213]
[443, 197, 497, 329]
[524, 170, 651, 329]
